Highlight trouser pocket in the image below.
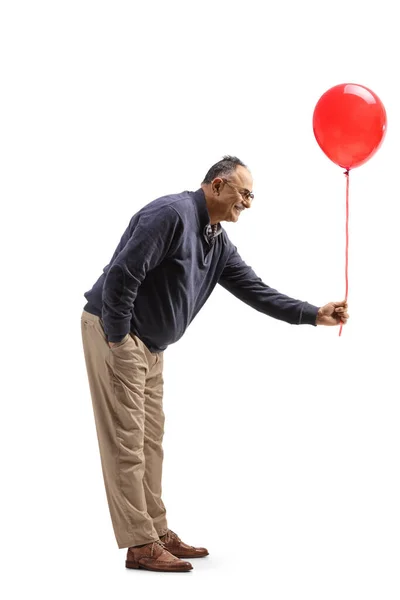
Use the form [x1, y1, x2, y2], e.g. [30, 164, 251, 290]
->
[110, 333, 131, 349]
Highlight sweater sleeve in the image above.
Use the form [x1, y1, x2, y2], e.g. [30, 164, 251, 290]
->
[218, 243, 320, 326]
[102, 205, 181, 342]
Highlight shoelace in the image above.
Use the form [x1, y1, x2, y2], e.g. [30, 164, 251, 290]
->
[162, 529, 181, 544]
[150, 540, 166, 556]
[162, 529, 195, 550]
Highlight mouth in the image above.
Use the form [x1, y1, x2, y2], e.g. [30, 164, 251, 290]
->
[234, 204, 244, 216]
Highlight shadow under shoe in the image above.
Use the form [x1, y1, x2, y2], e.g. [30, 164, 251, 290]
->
[126, 540, 193, 572]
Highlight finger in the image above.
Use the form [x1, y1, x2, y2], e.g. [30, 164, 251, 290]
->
[333, 300, 347, 308]
[336, 304, 349, 311]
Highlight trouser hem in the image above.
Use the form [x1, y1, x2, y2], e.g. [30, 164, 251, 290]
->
[118, 534, 160, 550]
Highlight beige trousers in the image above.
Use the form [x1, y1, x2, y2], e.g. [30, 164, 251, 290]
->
[80, 309, 168, 549]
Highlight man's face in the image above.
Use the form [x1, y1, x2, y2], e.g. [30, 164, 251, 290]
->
[211, 166, 254, 223]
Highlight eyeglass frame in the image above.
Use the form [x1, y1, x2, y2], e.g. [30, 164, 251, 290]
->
[221, 178, 254, 202]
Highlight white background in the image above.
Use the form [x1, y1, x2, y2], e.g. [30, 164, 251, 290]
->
[1, 0, 399, 598]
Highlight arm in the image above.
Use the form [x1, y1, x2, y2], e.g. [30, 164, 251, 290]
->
[218, 243, 320, 325]
[102, 205, 181, 341]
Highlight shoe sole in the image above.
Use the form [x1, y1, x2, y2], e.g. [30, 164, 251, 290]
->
[125, 560, 193, 572]
[172, 552, 209, 558]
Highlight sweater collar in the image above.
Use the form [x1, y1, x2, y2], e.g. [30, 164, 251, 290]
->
[192, 188, 222, 239]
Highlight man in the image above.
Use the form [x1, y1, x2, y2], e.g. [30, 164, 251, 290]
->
[80, 155, 349, 573]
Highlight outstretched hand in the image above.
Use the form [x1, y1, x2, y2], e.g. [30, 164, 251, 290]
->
[316, 301, 349, 326]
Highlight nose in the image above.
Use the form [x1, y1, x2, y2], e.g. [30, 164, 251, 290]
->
[243, 197, 252, 209]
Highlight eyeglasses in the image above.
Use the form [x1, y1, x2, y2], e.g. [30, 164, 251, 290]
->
[221, 178, 254, 202]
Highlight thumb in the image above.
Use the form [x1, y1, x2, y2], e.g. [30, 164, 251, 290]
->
[333, 300, 346, 308]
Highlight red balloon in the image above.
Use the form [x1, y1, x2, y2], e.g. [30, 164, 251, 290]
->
[313, 83, 387, 170]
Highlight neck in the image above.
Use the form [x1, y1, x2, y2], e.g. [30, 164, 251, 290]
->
[201, 185, 220, 225]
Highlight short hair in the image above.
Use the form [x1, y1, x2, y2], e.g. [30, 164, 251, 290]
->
[201, 155, 247, 184]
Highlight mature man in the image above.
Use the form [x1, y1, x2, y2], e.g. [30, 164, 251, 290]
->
[81, 155, 349, 573]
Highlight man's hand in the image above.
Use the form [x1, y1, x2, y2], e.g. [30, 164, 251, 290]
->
[108, 333, 130, 348]
[316, 301, 349, 326]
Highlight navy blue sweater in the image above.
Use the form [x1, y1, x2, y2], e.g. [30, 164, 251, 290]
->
[83, 188, 320, 352]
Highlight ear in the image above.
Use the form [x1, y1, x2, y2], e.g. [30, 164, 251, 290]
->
[212, 177, 223, 196]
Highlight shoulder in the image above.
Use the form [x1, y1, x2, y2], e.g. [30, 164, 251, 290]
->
[129, 194, 189, 231]
[137, 191, 194, 221]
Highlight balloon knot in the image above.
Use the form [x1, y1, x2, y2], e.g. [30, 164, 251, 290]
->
[343, 169, 350, 176]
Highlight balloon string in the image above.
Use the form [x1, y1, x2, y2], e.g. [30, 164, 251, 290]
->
[339, 169, 350, 336]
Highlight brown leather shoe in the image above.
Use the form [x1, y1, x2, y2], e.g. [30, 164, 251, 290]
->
[159, 529, 209, 559]
[125, 540, 193, 572]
